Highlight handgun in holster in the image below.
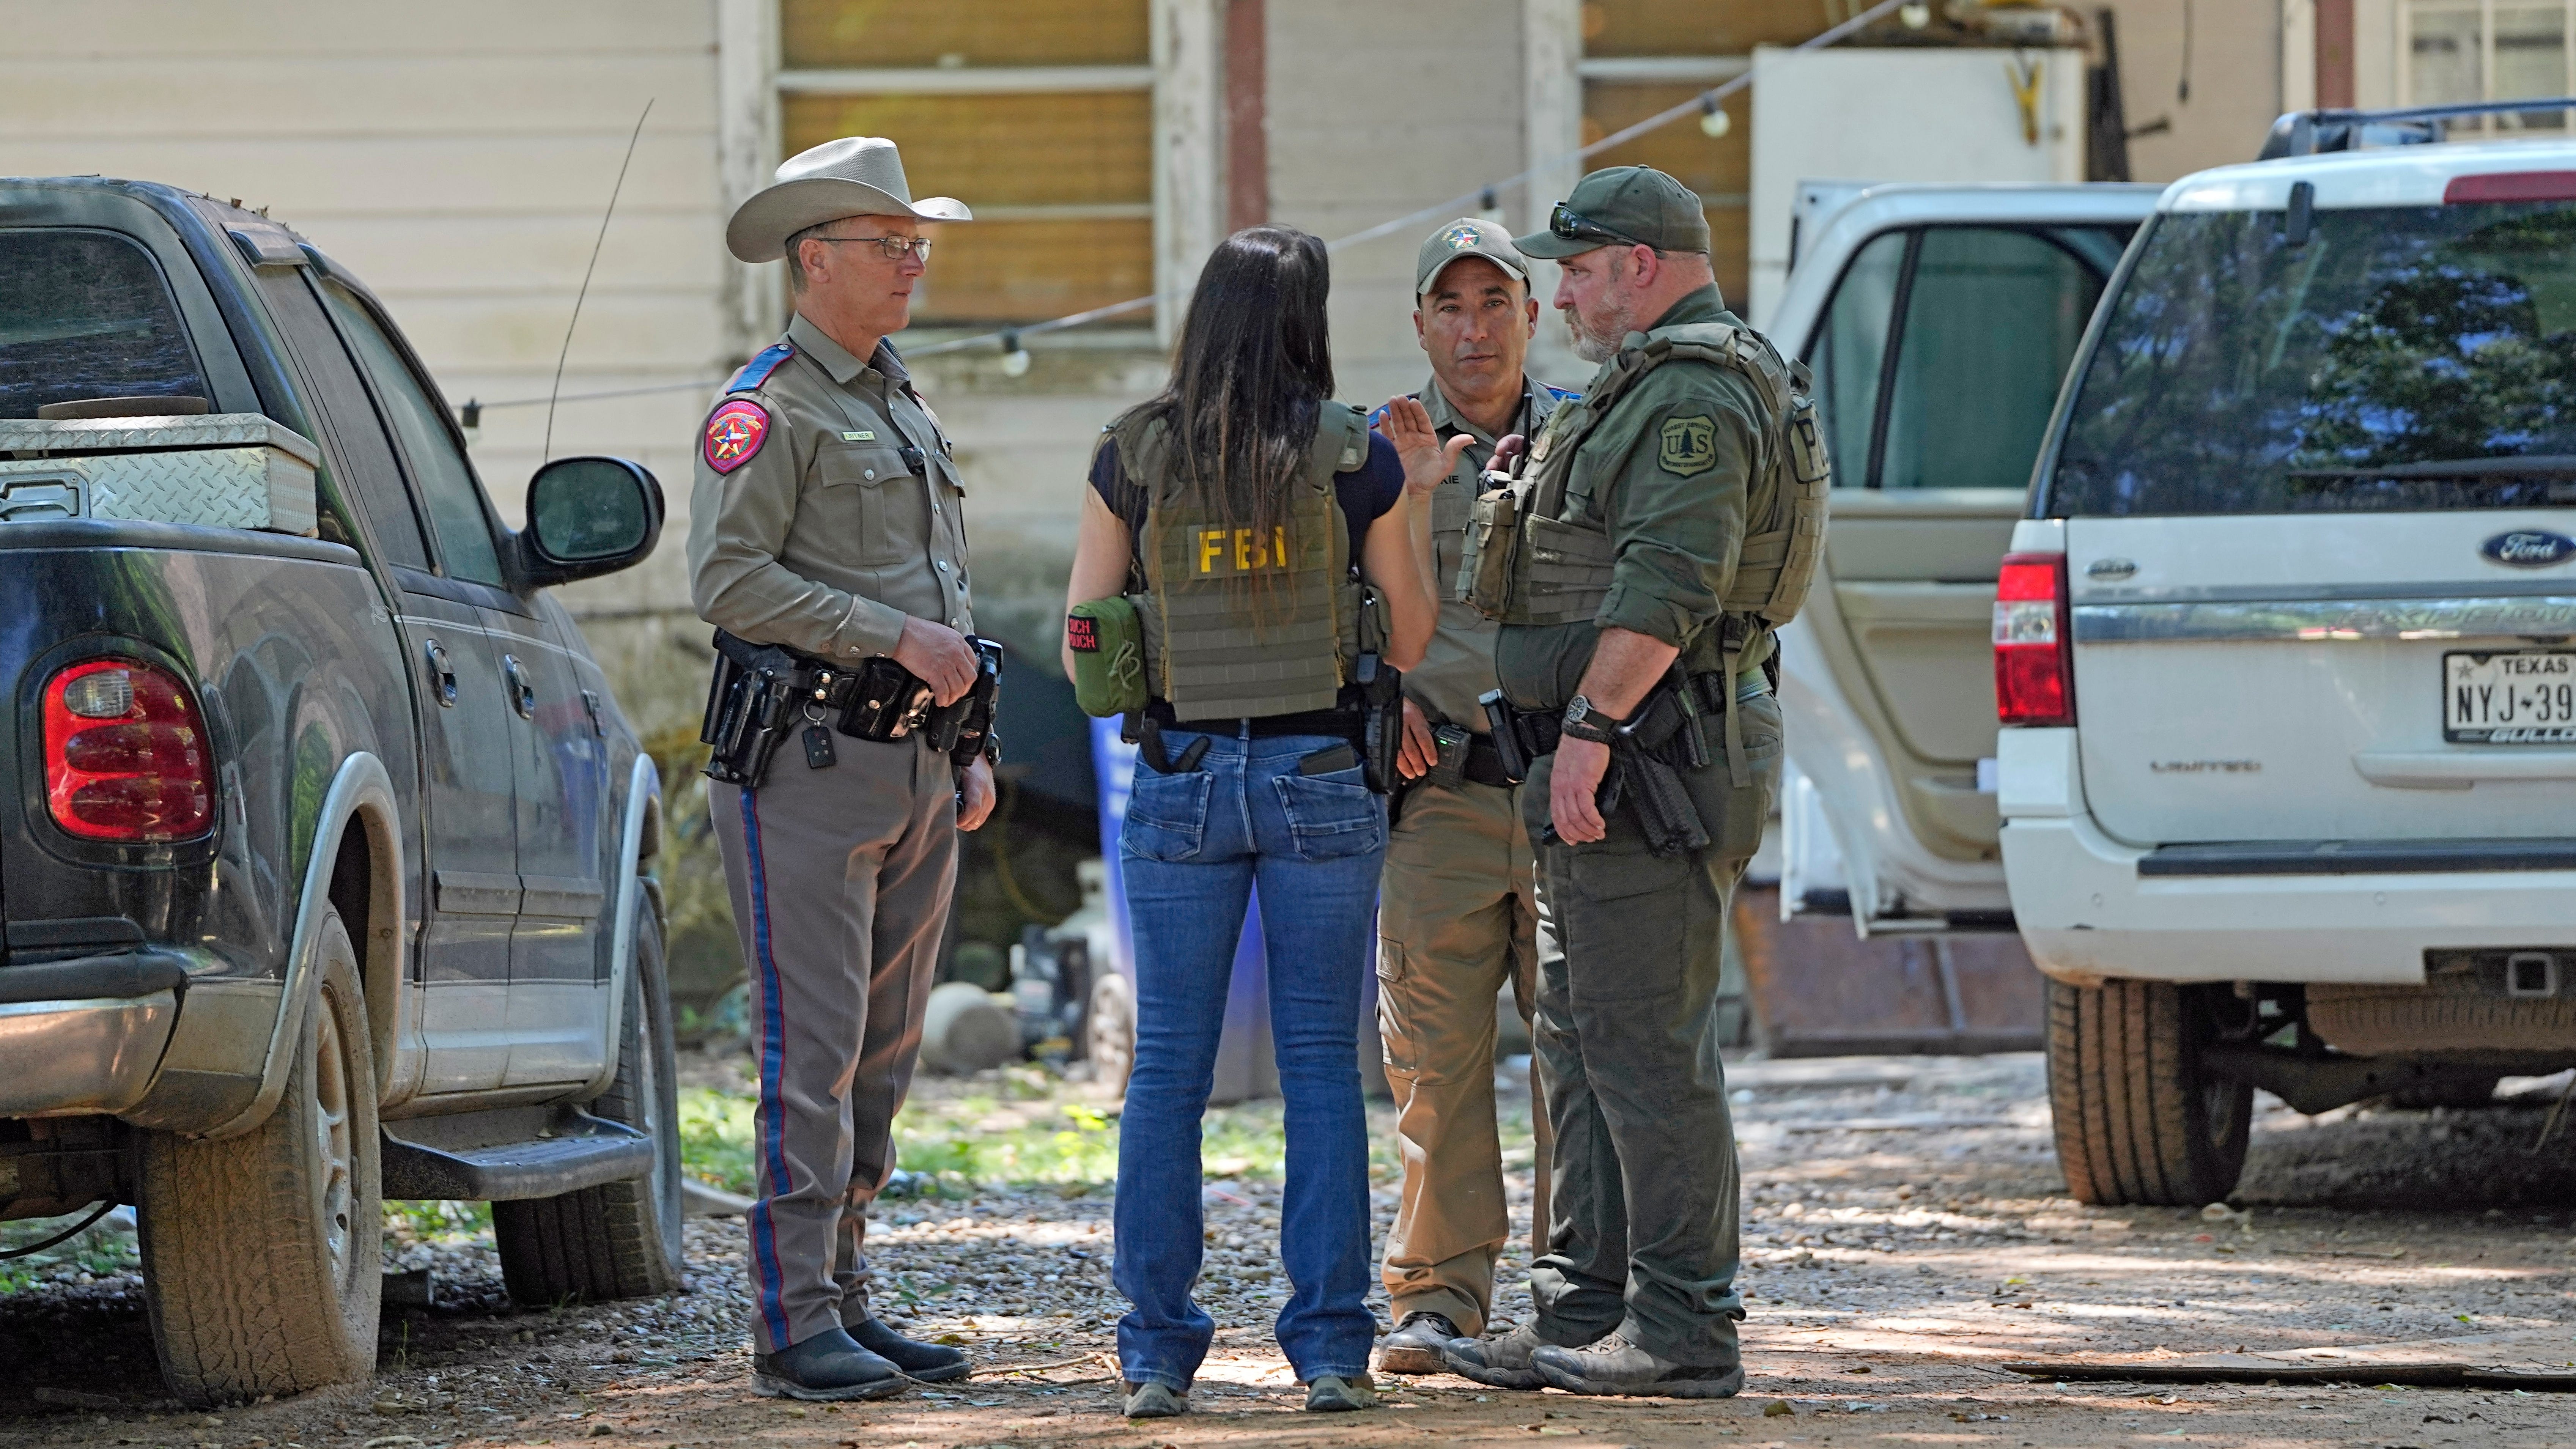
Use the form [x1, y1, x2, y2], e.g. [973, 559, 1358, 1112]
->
[700, 632, 812, 788]
[925, 637, 1005, 773]
[1353, 651, 1405, 795]
[1607, 670, 1714, 857]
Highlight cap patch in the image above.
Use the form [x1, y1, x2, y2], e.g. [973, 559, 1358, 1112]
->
[704, 400, 771, 474]
[1441, 222, 1484, 250]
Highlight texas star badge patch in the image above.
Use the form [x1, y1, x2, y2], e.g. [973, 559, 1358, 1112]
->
[703, 400, 770, 474]
[1659, 414, 1717, 474]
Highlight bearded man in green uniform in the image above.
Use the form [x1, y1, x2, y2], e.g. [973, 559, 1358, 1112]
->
[1369, 219, 1568, 1377]
[1441, 166, 1826, 1398]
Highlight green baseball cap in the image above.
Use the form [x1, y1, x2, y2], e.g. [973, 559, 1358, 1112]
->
[1512, 165, 1711, 260]
[1416, 217, 1529, 296]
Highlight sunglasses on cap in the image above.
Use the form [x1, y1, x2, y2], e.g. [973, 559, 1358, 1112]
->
[1549, 203, 1648, 249]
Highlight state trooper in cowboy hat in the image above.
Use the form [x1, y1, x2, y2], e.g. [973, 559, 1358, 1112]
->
[688, 135, 996, 1402]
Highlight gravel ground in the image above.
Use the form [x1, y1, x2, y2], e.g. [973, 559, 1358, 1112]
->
[2, 1050, 2572, 1448]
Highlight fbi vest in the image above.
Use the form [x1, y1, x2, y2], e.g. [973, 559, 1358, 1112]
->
[1458, 318, 1831, 780]
[1115, 401, 1375, 721]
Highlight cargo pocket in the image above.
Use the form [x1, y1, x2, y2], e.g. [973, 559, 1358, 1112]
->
[1273, 767, 1386, 862]
[1707, 690, 1785, 861]
[1123, 765, 1212, 862]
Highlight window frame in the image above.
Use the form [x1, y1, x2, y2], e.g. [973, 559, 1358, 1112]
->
[307, 272, 522, 604]
[2400, 0, 2576, 126]
[774, 6, 1157, 330]
[1806, 223, 2128, 491]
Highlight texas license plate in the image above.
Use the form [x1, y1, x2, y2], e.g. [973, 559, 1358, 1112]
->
[2445, 650, 2576, 743]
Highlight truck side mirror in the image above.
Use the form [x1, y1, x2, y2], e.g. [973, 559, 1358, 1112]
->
[520, 456, 662, 587]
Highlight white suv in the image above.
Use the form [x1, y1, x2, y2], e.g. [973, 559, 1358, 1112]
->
[1999, 109, 2576, 1204]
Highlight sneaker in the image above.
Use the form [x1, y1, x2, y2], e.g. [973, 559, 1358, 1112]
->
[1374, 1310, 1461, 1376]
[1529, 1333, 1744, 1399]
[1440, 1322, 1556, 1390]
[846, 1315, 971, 1384]
[1123, 1380, 1188, 1418]
[751, 1326, 910, 1402]
[1305, 1373, 1378, 1411]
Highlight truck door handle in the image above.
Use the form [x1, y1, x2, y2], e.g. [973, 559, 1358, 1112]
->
[423, 639, 458, 708]
[502, 654, 536, 719]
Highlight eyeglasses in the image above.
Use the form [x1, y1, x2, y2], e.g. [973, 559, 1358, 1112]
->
[812, 233, 933, 262]
[1549, 204, 1645, 249]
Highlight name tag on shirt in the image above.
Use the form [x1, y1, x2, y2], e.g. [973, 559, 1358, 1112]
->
[841, 430, 877, 442]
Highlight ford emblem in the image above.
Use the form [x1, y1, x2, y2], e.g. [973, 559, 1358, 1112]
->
[2482, 530, 2576, 567]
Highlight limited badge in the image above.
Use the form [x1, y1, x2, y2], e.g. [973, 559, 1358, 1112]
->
[1659, 414, 1717, 474]
[703, 400, 771, 474]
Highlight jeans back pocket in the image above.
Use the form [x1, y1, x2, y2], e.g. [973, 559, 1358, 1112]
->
[1124, 766, 1213, 862]
[1271, 767, 1386, 862]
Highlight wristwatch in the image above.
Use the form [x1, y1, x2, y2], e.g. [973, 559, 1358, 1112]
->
[1559, 694, 1622, 744]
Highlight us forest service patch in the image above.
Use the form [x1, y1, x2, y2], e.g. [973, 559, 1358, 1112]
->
[1659, 414, 1717, 474]
[703, 400, 771, 474]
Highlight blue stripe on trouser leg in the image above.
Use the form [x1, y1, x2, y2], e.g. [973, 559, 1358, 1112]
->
[741, 786, 794, 1349]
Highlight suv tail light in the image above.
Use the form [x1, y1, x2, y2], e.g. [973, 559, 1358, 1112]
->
[43, 660, 213, 842]
[1994, 551, 2075, 727]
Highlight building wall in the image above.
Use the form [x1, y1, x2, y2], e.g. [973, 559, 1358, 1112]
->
[0, 0, 736, 617]
[2102, 0, 2285, 180]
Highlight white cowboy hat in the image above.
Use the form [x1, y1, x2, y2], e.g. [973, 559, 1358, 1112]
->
[724, 136, 972, 264]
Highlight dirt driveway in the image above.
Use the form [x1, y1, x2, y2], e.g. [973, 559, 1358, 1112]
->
[2, 1053, 2570, 1449]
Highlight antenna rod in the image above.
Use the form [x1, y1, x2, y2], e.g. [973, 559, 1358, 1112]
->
[545, 98, 654, 464]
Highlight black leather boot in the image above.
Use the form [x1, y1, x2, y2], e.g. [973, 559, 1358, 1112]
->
[751, 1326, 909, 1401]
[846, 1315, 971, 1383]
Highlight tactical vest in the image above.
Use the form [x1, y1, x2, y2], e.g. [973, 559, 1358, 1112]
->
[1116, 402, 1376, 721]
[1457, 318, 1831, 781]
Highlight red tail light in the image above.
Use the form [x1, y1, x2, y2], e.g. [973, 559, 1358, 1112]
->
[1994, 551, 2075, 727]
[43, 660, 213, 842]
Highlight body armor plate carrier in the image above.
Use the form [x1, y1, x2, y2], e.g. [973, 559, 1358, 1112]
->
[1115, 402, 1376, 722]
[1458, 318, 1830, 783]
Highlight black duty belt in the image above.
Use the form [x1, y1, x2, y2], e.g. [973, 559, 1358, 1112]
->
[1139, 700, 1364, 740]
[1461, 732, 1518, 790]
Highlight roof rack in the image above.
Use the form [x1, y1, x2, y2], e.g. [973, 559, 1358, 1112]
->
[2259, 97, 2576, 159]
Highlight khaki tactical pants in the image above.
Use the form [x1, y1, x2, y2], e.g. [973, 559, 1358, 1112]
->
[708, 734, 958, 1354]
[1376, 774, 1552, 1338]
[1520, 689, 1783, 1369]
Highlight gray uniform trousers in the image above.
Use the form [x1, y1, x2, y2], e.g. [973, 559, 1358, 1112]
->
[708, 732, 958, 1354]
[1518, 687, 1783, 1368]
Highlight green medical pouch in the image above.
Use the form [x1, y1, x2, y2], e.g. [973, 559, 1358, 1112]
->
[1067, 596, 1148, 717]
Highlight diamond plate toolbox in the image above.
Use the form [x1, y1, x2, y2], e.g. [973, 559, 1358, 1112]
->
[0, 413, 320, 535]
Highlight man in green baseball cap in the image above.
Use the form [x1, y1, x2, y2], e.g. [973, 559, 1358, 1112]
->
[1441, 164, 1827, 1399]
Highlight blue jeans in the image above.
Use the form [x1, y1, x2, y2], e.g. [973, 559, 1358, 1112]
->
[1113, 729, 1386, 1389]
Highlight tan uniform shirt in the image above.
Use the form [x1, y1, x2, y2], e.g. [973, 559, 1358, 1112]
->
[1395, 375, 1567, 732]
[687, 312, 973, 658]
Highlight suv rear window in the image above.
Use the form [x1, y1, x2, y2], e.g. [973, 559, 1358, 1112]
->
[2047, 200, 2576, 516]
[0, 230, 209, 419]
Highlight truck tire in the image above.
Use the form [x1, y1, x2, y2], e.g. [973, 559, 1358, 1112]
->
[494, 891, 685, 1304]
[138, 909, 381, 1405]
[2046, 978, 2251, 1207]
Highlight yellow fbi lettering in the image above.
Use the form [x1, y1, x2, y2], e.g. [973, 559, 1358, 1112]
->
[1197, 525, 1293, 576]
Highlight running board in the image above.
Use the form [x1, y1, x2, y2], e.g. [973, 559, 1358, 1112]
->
[380, 1103, 651, 1201]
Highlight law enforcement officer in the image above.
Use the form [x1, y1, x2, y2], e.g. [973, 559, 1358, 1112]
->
[689, 135, 999, 1402]
[1368, 219, 1568, 1377]
[1441, 166, 1824, 1398]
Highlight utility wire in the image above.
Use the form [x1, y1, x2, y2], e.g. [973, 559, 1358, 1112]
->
[473, 0, 1904, 415]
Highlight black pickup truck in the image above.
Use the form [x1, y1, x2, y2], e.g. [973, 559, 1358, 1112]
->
[1, 177, 683, 1404]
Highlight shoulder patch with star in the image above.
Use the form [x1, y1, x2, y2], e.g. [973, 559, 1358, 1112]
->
[703, 399, 771, 474]
[1658, 414, 1717, 475]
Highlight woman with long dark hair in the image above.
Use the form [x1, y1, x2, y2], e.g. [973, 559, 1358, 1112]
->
[1062, 225, 1463, 1416]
